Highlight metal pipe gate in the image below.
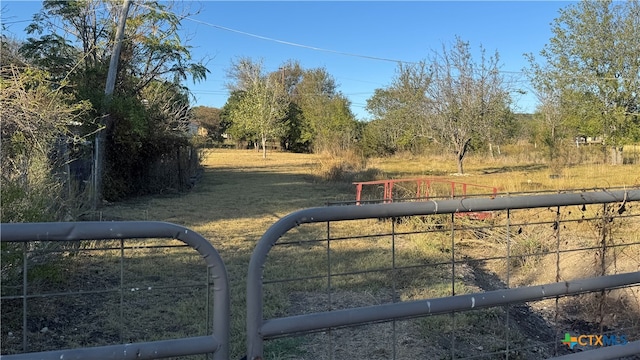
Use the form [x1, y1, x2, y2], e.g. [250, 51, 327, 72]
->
[0, 221, 230, 360]
[246, 189, 640, 359]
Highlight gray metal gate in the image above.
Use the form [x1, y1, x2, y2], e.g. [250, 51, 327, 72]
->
[247, 189, 640, 359]
[3, 190, 640, 359]
[0, 221, 229, 360]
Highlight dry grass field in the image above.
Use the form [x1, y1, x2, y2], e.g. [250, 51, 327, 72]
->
[3, 147, 639, 359]
[110, 148, 639, 358]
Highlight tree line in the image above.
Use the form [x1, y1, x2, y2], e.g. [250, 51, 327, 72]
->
[195, 0, 638, 173]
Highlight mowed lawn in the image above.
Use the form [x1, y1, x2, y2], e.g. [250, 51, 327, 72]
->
[91, 148, 640, 358]
[100, 149, 358, 357]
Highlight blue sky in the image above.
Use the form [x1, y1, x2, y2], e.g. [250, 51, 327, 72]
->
[1, 1, 574, 120]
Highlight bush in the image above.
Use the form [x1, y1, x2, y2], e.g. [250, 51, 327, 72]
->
[1, 65, 95, 220]
[314, 148, 385, 183]
[103, 95, 201, 200]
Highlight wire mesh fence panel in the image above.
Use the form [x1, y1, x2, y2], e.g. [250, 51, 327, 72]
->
[0, 221, 229, 360]
[247, 189, 640, 360]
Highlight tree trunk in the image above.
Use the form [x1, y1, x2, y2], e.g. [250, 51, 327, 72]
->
[456, 153, 464, 174]
[610, 146, 623, 165]
[95, 0, 131, 209]
[456, 138, 471, 174]
[262, 136, 267, 159]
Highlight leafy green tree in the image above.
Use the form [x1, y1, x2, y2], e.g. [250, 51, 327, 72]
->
[365, 61, 433, 154]
[221, 90, 254, 148]
[223, 59, 358, 155]
[120, 2, 208, 94]
[226, 57, 288, 158]
[292, 67, 357, 154]
[20, 0, 209, 200]
[280, 101, 305, 152]
[22, 0, 207, 96]
[21, 0, 108, 85]
[358, 119, 401, 157]
[528, 0, 640, 164]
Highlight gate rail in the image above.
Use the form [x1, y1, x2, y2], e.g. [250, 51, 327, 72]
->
[246, 189, 640, 359]
[0, 221, 230, 360]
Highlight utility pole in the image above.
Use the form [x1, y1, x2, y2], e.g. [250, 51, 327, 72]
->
[94, 0, 132, 209]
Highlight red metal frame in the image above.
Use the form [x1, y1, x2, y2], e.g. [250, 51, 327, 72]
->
[353, 178, 498, 205]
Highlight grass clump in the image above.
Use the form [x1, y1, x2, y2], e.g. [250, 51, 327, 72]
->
[314, 149, 385, 183]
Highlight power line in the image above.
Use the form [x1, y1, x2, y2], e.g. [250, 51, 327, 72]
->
[137, 2, 413, 66]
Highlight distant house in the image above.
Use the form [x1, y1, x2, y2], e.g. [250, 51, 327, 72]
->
[187, 122, 208, 137]
[575, 135, 603, 146]
[586, 136, 603, 144]
[187, 122, 199, 136]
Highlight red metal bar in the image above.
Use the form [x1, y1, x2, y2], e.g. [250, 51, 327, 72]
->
[384, 181, 394, 203]
[353, 178, 500, 204]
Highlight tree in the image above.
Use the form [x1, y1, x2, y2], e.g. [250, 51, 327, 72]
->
[22, 1, 208, 96]
[20, 0, 209, 201]
[365, 61, 433, 154]
[119, 2, 208, 94]
[524, 54, 567, 167]
[226, 57, 288, 158]
[427, 38, 512, 174]
[222, 90, 253, 147]
[191, 106, 226, 142]
[529, 0, 640, 165]
[292, 67, 357, 154]
[141, 80, 192, 134]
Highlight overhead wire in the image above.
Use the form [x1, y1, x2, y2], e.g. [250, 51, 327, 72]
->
[137, 2, 412, 66]
[32, 2, 621, 116]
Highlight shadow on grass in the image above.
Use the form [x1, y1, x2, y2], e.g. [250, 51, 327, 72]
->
[15, 151, 636, 359]
[480, 163, 547, 175]
[98, 162, 370, 226]
[0, 247, 215, 357]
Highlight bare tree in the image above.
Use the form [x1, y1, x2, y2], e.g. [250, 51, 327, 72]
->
[427, 38, 512, 174]
[1, 65, 93, 221]
[524, 54, 566, 168]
